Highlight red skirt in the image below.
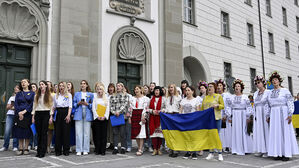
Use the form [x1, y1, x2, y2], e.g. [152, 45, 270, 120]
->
[131, 109, 146, 139]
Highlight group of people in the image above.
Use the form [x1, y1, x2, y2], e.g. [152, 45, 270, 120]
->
[0, 71, 298, 162]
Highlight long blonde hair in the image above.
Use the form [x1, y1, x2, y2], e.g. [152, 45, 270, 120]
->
[95, 82, 108, 106]
[167, 84, 179, 97]
[56, 81, 68, 99]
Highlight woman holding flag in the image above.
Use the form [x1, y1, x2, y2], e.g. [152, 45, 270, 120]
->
[147, 86, 166, 156]
[130, 85, 149, 156]
[201, 82, 224, 161]
[227, 79, 253, 156]
[180, 86, 201, 160]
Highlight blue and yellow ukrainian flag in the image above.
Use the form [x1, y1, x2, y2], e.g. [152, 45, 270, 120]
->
[292, 101, 299, 128]
[160, 108, 222, 151]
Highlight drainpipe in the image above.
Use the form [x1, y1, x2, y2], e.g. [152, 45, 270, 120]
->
[257, 0, 265, 77]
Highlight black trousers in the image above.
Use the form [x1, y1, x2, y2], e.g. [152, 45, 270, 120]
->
[92, 119, 108, 154]
[113, 123, 126, 148]
[35, 111, 50, 155]
[54, 108, 70, 154]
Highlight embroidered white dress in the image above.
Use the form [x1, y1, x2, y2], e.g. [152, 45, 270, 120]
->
[219, 92, 232, 149]
[267, 88, 299, 157]
[130, 96, 150, 139]
[227, 94, 253, 155]
[253, 90, 271, 153]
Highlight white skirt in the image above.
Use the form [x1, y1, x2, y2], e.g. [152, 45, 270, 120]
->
[136, 124, 146, 139]
[220, 120, 232, 149]
[253, 105, 269, 153]
[268, 106, 299, 157]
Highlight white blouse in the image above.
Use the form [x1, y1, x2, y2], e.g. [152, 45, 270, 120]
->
[53, 93, 73, 108]
[165, 95, 181, 113]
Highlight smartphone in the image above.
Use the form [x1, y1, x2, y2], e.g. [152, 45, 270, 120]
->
[81, 99, 85, 102]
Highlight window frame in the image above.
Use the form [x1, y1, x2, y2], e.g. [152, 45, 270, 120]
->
[285, 40, 290, 59]
[221, 11, 230, 38]
[247, 23, 255, 46]
[250, 68, 257, 93]
[268, 32, 275, 53]
[266, 0, 272, 17]
[282, 7, 288, 26]
[288, 76, 293, 95]
[183, 0, 195, 24]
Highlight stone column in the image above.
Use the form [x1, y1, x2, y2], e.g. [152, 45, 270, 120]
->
[163, 0, 183, 86]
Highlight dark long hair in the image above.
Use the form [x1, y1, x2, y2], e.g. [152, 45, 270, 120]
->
[67, 81, 75, 98]
[34, 80, 53, 108]
[80, 80, 91, 92]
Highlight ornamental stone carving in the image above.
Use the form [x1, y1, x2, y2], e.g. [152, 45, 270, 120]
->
[110, 0, 144, 15]
[0, 1, 40, 43]
[118, 33, 145, 61]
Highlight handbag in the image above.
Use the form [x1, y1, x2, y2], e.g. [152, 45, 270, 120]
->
[110, 114, 125, 127]
[247, 115, 253, 135]
[221, 119, 226, 128]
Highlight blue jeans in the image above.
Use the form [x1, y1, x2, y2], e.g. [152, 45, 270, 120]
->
[125, 120, 132, 149]
[3, 115, 18, 149]
[216, 119, 222, 133]
[75, 108, 91, 153]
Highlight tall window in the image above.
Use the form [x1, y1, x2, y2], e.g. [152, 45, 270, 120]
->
[245, 0, 252, 6]
[282, 7, 288, 26]
[288, 76, 293, 95]
[266, 0, 271, 16]
[295, 0, 298, 6]
[221, 12, 230, 37]
[250, 68, 256, 92]
[183, 0, 194, 24]
[285, 40, 290, 59]
[224, 62, 232, 79]
[296, 16, 299, 33]
[247, 23, 254, 46]
[268, 32, 275, 53]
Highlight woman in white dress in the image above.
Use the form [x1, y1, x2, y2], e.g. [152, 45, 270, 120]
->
[216, 79, 232, 153]
[227, 79, 253, 155]
[252, 76, 271, 157]
[130, 85, 149, 156]
[267, 71, 299, 161]
[165, 84, 181, 158]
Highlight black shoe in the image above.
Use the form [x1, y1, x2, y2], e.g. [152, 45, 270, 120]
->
[274, 156, 282, 160]
[282, 157, 289, 161]
[101, 152, 106, 156]
[107, 144, 114, 150]
[183, 152, 191, 159]
[120, 149, 126, 154]
[35, 154, 40, 157]
[112, 149, 119, 155]
[172, 153, 178, 158]
[55, 152, 62, 156]
[39, 154, 45, 158]
[169, 153, 174, 157]
[191, 153, 197, 160]
[64, 152, 69, 156]
[95, 151, 100, 155]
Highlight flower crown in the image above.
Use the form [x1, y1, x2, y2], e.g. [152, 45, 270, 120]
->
[198, 80, 208, 89]
[254, 75, 266, 85]
[232, 79, 245, 88]
[269, 71, 283, 83]
[215, 79, 226, 86]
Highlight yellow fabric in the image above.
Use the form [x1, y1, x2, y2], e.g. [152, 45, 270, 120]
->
[96, 104, 106, 117]
[48, 123, 54, 130]
[200, 94, 224, 120]
[292, 115, 299, 128]
[163, 129, 222, 151]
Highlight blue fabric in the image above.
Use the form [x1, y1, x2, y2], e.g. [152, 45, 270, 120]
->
[3, 115, 18, 149]
[30, 124, 36, 136]
[73, 92, 94, 121]
[75, 108, 91, 152]
[294, 101, 299, 115]
[160, 108, 216, 131]
[110, 114, 125, 127]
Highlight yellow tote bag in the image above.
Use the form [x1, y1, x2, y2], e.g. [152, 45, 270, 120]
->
[96, 104, 106, 117]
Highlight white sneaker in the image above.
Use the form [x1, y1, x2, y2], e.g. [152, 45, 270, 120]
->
[13, 148, 18, 151]
[148, 147, 153, 152]
[34, 146, 38, 150]
[126, 147, 131, 152]
[262, 153, 268, 158]
[206, 153, 214, 160]
[76, 152, 82, 156]
[218, 154, 223, 161]
[0, 147, 7, 152]
[83, 152, 88, 155]
[28, 146, 31, 150]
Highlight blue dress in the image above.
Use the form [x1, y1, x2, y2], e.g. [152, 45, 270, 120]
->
[13, 91, 35, 139]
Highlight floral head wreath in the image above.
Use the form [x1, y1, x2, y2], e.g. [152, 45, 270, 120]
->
[215, 79, 226, 88]
[198, 80, 208, 90]
[254, 75, 266, 85]
[269, 71, 283, 83]
[232, 79, 245, 90]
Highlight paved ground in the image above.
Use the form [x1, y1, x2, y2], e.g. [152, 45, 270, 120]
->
[1, 140, 299, 168]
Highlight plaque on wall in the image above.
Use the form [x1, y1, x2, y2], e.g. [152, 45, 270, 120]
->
[110, 0, 144, 15]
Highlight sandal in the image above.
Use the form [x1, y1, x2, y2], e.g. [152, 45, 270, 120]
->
[16, 149, 23, 156]
[136, 150, 143, 156]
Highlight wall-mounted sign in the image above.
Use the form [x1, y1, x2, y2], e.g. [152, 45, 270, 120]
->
[110, 0, 144, 15]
